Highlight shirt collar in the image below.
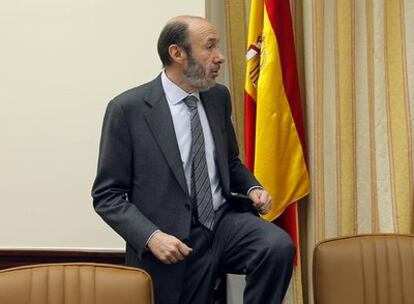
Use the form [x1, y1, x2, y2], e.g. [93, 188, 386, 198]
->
[161, 71, 200, 105]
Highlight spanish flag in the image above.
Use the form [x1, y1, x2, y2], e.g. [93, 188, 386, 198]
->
[244, 0, 310, 252]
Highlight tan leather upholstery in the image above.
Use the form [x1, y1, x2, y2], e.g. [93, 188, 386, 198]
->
[313, 234, 414, 304]
[0, 262, 153, 304]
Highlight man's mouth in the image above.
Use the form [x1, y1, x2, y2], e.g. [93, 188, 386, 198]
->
[209, 67, 220, 78]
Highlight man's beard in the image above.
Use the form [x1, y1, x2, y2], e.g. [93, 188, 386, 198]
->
[183, 55, 218, 92]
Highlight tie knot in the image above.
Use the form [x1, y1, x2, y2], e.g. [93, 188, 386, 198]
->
[183, 95, 199, 110]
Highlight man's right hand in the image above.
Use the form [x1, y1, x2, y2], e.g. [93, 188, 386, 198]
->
[147, 231, 192, 264]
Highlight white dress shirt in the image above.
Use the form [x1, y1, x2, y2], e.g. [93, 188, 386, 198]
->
[161, 71, 226, 211]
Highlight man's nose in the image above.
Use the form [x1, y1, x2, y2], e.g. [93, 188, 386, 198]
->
[214, 49, 225, 64]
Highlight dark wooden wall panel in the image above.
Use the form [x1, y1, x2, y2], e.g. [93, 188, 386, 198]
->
[0, 249, 125, 270]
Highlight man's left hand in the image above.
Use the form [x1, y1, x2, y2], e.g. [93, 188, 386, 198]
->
[248, 188, 272, 215]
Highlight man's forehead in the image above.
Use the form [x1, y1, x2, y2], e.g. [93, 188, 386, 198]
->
[188, 20, 220, 42]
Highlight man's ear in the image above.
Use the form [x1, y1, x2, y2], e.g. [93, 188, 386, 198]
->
[168, 44, 186, 64]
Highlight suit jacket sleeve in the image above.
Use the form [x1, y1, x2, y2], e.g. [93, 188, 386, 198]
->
[92, 100, 158, 257]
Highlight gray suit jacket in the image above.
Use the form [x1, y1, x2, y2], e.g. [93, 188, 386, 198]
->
[92, 74, 260, 303]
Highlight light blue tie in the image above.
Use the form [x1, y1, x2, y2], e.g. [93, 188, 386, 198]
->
[183, 95, 214, 230]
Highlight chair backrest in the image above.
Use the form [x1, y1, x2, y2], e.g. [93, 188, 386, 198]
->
[313, 234, 414, 304]
[0, 262, 153, 304]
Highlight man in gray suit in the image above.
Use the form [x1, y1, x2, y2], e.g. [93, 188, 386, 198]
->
[92, 15, 294, 304]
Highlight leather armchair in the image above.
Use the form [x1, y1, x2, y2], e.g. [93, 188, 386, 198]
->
[0, 262, 153, 304]
[313, 234, 414, 304]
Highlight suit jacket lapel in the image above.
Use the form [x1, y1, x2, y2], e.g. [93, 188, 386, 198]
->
[200, 90, 230, 194]
[144, 76, 189, 196]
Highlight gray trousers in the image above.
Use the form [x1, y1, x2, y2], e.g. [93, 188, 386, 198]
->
[178, 208, 295, 304]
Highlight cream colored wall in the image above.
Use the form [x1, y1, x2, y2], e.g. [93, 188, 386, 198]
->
[0, 0, 205, 250]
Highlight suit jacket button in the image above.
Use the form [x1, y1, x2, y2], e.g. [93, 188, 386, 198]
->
[185, 203, 190, 210]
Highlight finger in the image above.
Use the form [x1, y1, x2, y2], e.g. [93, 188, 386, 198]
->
[172, 246, 189, 261]
[249, 190, 261, 204]
[262, 199, 272, 211]
[252, 190, 270, 207]
[253, 189, 262, 198]
[169, 256, 178, 263]
[172, 250, 185, 261]
[259, 205, 269, 215]
[260, 200, 272, 213]
[163, 257, 174, 264]
[178, 241, 193, 256]
[167, 240, 186, 261]
[251, 196, 259, 205]
[253, 201, 261, 208]
[254, 199, 268, 210]
[164, 250, 181, 264]
[255, 204, 265, 213]
[159, 255, 172, 264]
[256, 193, 272, 210]
[252, 195, 263, 208]
[267, 195, 272, 204]
[259, 191, 269, 203]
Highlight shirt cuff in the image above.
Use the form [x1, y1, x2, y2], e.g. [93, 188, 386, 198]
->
[145, 229, 161, 250]
[246, 186, 263, 196]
